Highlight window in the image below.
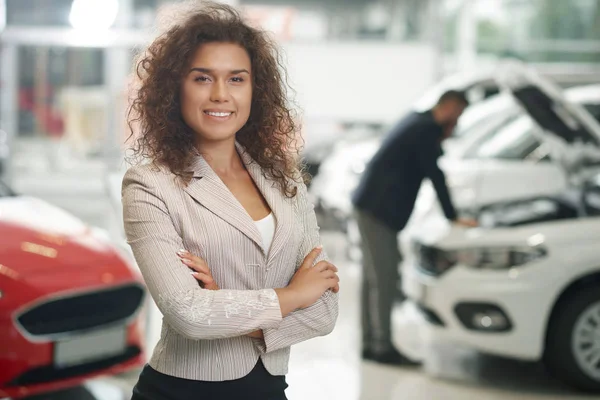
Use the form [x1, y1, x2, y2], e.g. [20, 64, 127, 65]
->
[452, 95, 512, 138]
[584, 103, 600, 122]
[464, 116, 541, 160]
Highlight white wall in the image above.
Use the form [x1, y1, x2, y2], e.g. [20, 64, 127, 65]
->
[281, 42, 437, 123]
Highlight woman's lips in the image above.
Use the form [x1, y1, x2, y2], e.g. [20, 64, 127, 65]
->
[203, 110, 234, 122]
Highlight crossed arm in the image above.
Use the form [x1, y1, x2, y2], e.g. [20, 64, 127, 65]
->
[122, 167, 339, 349]
[179, 178, 340, 352]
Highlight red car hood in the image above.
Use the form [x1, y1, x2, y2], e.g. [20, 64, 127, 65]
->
[0, 196, 133, 279]
[0, 196, 89, 237]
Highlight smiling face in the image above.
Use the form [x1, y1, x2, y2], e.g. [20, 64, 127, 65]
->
[180, 42, 252, 146]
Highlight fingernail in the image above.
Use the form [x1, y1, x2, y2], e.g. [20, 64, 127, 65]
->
[316, 245, 323, 250]
[178, 249, 187, 255]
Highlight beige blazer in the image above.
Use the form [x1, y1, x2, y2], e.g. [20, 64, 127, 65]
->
[121, 142, 338, 381]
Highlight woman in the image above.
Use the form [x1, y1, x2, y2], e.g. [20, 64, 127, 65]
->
[122, 2, 339, 399]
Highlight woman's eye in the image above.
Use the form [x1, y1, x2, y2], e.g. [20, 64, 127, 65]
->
[230, 76, 244, 83]
[194, 76, 210, 82]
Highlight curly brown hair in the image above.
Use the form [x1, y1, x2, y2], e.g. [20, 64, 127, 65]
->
[127, 1, 303, 197]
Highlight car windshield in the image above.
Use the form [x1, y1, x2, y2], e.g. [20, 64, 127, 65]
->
[463, 115, 541, 160]
[462, 93, 600, 161]
[584, 103, 600, 122]
[452, 94, 515, 139]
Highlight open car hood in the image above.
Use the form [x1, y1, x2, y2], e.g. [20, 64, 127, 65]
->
[497, 61, 600, 168]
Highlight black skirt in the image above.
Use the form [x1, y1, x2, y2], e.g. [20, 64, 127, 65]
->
[130, 360, 288, 400]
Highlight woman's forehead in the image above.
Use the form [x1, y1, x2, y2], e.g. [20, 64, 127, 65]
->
[188, 42, 251, 71]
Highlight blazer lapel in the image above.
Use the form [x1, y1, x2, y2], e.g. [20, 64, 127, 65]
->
[183, 152, 264, 250]
[237, 143, 294, 264]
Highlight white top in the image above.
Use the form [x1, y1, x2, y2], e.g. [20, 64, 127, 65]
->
[255, 213, 276, 254]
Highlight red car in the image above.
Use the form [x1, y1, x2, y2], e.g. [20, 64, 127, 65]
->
[0, 181, 146, 399]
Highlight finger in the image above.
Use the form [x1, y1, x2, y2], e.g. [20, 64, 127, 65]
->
[320, 262, 338, 273]
[182, 258, 210, 274]
[301, 246, 323, 268]
[327, 276, 340, 290]
[191, 271, 214, 285]
[320, 270, 338, 279]
[315, 261, 335, 272]
[180, 257, 208, 271]
[177, 249, 190, 258]
[332, 283, 340, 293]
[178, 250, 208, 266]
[189, 254, 208, 267]
[178, 251, 208, 267]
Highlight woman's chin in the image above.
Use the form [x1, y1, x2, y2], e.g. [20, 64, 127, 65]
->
[196, 131, 238, 144]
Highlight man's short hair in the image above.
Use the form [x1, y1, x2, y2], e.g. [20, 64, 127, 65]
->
[437, 90, 469, 107]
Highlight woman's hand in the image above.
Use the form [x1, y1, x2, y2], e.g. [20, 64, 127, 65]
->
[177, 250, 219, 290]
[247, 330, 264, 339]
[283, 246, 340, 310]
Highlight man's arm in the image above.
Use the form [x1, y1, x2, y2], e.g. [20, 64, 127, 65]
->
[416, 133, 457, 221]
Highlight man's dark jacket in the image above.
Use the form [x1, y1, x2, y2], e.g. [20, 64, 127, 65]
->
[352, 111, 457, 232]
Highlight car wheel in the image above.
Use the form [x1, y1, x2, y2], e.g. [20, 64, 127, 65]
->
[545, 286, 600, 392]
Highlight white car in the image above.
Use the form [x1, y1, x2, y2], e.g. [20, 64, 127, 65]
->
[395, 64, 600, 392]
[399, 174, 600, 392]
[311, 81, 600, 262]
[310, 78, 600, 234]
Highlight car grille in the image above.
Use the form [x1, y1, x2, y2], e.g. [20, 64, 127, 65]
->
[414, 242, 454, 276]
[6, 346, 142, 387]
[16, 284, 145, 336]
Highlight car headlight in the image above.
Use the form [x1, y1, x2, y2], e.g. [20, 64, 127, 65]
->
[448, 246, 547, 270]
[414, 241, 547, 274]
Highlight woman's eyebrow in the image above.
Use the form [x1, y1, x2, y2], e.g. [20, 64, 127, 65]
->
[188, 67, 250, 74]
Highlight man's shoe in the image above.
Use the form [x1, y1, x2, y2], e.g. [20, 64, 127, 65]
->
[362, 348, 421, 367]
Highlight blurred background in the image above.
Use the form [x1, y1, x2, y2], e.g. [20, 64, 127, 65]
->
[1, 1, 600, 399]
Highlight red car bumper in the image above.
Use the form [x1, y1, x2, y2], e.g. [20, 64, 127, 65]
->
[0, 281, 147, 399]
[0, 216, 148, 398]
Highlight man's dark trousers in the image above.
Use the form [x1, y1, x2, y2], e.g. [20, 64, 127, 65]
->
[353, 208, 403, 354]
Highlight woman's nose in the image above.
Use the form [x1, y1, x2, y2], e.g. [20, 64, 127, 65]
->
[210, 80, 229, 102]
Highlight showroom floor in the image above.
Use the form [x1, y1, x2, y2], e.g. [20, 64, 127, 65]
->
[10, 139, 593, 400]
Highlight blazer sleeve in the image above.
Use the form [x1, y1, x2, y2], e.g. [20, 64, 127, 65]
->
[255, 177, 339, 353]
[122, 166, 283, 340]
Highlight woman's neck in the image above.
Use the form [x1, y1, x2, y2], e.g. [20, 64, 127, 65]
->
[196, 138, 243, 176]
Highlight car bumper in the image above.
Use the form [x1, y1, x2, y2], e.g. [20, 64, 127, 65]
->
[397, 260, 560, 361]
[0, 283, 147, 399]
[0, 322, 145, 399]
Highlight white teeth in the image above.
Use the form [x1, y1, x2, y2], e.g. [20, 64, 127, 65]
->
[205, 111, 232, 117]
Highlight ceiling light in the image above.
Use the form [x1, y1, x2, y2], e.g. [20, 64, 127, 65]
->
[69, 0, 119, 31]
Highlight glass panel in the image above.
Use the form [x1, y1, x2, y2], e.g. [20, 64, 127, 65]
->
[465, 116, 541, 160]
[17, 46, 104, 139]
[6, 0, 72, 27]
[452, 95, 515, 139]
[584, 103, 600, 122]
[444, 0, 600, 61]
[12, 45, 125, 179]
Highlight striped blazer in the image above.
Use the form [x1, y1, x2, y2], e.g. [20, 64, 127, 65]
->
[121, 142, 339, 381]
